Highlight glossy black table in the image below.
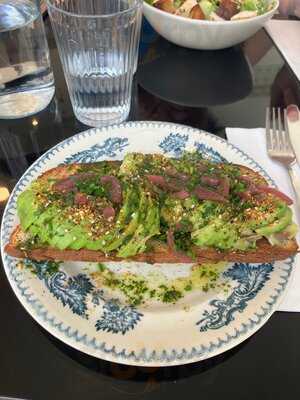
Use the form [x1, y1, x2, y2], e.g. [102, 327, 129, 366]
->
[1, 16, 300, 400]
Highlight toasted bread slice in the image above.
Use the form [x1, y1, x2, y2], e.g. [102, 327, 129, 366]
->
[5, 226, 201, 263]
[4, 161, 298, 264]
[5, 225, 298, 263]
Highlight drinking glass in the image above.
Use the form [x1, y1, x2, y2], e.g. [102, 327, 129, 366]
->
[0, 0, 55, 119]
[47, 0, 143, 127]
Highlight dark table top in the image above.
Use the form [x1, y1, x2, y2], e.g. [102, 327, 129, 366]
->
[0, 14, 300, 400]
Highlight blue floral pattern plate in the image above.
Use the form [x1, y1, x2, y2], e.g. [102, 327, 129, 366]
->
[0, 122, 295, 367]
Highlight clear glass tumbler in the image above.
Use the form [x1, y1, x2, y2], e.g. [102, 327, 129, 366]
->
[47, 0, 143, 127]
[0, 0, 55, 119]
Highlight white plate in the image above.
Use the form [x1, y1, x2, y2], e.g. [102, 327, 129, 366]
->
[1, 121, 294, 366]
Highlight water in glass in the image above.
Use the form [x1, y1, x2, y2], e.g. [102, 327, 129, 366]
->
[48, 0, 142, 127]
[0, 0, 55, 119]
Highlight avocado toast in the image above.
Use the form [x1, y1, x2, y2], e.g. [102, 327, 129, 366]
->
[5, 152, 298, 263]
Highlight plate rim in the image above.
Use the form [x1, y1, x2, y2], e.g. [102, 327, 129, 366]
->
[0, 120, 294, 366]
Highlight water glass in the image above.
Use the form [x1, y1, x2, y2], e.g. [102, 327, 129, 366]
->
[0, 0, 55, 119]
[47, 0, 143, 127]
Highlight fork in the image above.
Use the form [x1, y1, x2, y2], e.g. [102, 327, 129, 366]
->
[266, 107, 300, 207]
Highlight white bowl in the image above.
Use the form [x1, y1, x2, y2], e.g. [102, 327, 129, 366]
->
[143, 1, 278, 50]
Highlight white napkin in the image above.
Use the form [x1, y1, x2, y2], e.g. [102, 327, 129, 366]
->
[265, 20, 300, 82]
[226, 127, 300, 312]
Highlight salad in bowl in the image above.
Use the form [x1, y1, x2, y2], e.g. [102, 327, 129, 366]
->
[145, 0, 276, 21]
[143, 0, 278, 49]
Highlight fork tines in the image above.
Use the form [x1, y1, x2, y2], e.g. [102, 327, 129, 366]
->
[266, 107, 293, 156]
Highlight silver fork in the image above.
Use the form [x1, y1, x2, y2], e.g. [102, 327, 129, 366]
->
[266, 107, 300, 207]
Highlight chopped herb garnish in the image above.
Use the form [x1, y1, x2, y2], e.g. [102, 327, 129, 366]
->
[97, 263, 106, 272]
[91, 262, 228, 306]
[161, 288, 183, 303]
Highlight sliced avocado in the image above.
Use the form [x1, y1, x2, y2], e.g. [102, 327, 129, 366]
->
[116, 191, 149, 257]
[17, 190, 40, 230]
[118, 185, 138, 225]
[256, 208, 292, 236]
[50, 230, 74, 250]
[64, 226, 91, 250]
[189, 201, 220, 231]
[85, 239, 106, 251]
[234, 238, 256, 251]
[28, 206, 91, 251]
[104, 211, 140, 252]
[28, 206, 58, 242]
[241, 202, 287, 231]
[285, 222, 298, 238]
[161, 197, 184, 226]
[267, 222, 298, 246]
[68, 237, 87, 251]
[102, 187, 140, 252]
[118, 153, 145, 176]
[274, 202, 288, 219]
[191, 219, 239, 250]
[183, 197, 198, 210]
[49, 218, 87, 250]
[117, 196, 160, 258]
[39, 186, 141, 253]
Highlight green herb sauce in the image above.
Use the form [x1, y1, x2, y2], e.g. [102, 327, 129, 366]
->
[92, 262, 230, 306]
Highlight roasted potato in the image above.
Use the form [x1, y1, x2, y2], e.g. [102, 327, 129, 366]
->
[153, 0, 177, 13]
[189, 4, 206, 19]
